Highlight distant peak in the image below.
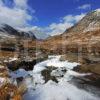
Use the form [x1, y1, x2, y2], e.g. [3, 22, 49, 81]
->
[93, 8, 100, 16]
[95, 8, 100, 12]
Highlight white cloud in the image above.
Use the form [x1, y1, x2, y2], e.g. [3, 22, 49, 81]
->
[20, 26, 49, 39]
[0, 0, 86, 39]
[14, 0, 28, 8]
[78, 4, 91, 10]
[0, 0, 34, 28]
[19, 13, 85, 38]
[47, 13, 85, 36]
[63, 14, 85, 23]
[47, 22, 73, 36]
[0, 0, 3, 5]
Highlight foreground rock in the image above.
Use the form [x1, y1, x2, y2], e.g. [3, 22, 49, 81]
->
[0, 65, 26, 100]
[0, 83, 22, 100]
[73, 63, 100, 87]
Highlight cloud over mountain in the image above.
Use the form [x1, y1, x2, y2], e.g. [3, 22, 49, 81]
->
[78, 4, 91, 10]
[46, 13, 85, 36]
[0, 0, 86, 38]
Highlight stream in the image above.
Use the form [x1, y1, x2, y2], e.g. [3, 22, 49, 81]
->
[10, 55, 100, 100]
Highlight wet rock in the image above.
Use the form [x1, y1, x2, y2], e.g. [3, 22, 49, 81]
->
[16, 60, 36, 71]
[41, 67, 58, 83]
[74, 63, 100, 75]
[7, 57, 47, 71]
[16, 77, 24, 84]
[7, 60, 36, 71]
[51, 68, 67, 77]
[6, 61, 20, 71]
[74, 63, 100, 87]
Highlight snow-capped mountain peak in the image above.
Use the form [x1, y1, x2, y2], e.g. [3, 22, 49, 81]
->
[0, 24, 36, 39]
[95, 8, 100, 12]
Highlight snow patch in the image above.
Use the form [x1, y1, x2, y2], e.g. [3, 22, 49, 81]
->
[24, 80, 99, 100]
[33, 55, 80, 73]
[0, 77, 6, 86]
[10, 55, 99, 100]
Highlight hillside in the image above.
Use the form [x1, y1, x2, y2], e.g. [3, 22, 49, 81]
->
[41, 9, 100, 55]
[0, 24, 36, 39]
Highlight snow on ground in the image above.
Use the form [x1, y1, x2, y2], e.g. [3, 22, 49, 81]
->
[51, 67, 66, 77]
[33, 55, 80, 73]
[47, 55, 79, 69]
[24, 80, 99, 100]
[31, 73, 45, 85]
[10, 55, 99, 100]
[67, 70, 91, 77]
[0, 77, 6, 87]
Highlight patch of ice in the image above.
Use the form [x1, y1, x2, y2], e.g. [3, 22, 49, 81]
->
[10, 69, 28, 78]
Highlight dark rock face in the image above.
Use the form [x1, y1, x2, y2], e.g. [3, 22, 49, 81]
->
[6, 57, 47, 71]
[7, 60, 36, 71]
[41, 67, 58, 83]
[0, 24, 36, 39]
[17, 60, 36, 71]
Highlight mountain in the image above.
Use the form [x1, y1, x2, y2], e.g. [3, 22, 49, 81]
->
[41, 9, 100, 54]
[0, 24, 36, 39]
[64, 9, 100, 35]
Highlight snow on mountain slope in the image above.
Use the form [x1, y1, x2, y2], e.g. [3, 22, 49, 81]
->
[0, 24, 36, 39]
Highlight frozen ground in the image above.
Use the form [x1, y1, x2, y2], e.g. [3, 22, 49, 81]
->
[10, 55, 100, 100]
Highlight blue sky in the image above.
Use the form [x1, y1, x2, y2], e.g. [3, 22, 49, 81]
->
[0, 0, 100, 38]
[28, 0, 100, 27]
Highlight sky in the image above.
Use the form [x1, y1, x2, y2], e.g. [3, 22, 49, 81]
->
[0, 0, 100, 38]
